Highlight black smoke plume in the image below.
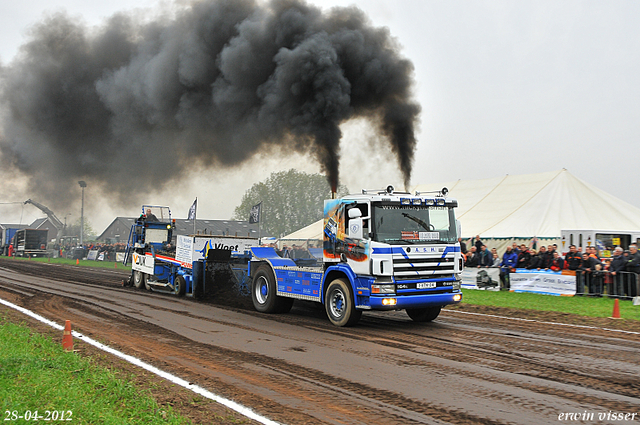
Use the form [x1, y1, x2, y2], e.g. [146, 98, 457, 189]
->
[0, 0, 420, 208]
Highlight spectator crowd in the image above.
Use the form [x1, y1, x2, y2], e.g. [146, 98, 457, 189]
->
[460, 235, 640, 298]
[51, 242, 128, 261]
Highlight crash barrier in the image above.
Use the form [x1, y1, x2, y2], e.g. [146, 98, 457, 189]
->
[575, 270, 639, 299]
[508, 269, 576, 296]
[83, 249, 127, 262]
[462, 268, 574, 294]
[464, 268, 640, 299]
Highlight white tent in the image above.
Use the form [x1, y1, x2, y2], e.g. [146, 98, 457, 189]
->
[280, 170, 640, 252]
[281, 219, 322, 241]
[413, 169, 640, 238]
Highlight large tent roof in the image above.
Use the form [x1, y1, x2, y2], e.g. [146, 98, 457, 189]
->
[414, 169, 640, 238]
[280, 219, 322, 241]
[281, 169, 640, 241]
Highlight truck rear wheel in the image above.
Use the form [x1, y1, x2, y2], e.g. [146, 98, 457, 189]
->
[132, 270, 146, 289]
[406, 306, 441, 322]
[325, 279, 361, 327]
[175, 275, 186, 297]
[251, 266, 293, 313]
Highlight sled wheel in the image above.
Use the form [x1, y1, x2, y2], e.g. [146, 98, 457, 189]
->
[175, 275, 186, 297]
[133, 270, 146, 289]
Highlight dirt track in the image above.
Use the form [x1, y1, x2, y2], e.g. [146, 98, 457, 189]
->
[1, 258, 639, 425]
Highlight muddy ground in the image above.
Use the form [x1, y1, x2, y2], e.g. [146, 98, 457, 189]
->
[0, 258, 639, 424]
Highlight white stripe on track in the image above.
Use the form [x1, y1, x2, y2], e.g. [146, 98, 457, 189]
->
[0, 297, 281, 425]
[445, 308, 640, 335]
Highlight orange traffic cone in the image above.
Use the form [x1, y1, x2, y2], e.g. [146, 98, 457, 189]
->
[610, 298, 621, 319]
[114, 262, 117, 269]
[76, 258, 79, 265]
[62, 320, 73, 351]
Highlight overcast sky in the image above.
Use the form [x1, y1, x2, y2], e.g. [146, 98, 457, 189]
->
[1, 0, 639, 233]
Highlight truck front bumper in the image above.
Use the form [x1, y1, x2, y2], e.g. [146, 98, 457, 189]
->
[368, 291, 462, 310]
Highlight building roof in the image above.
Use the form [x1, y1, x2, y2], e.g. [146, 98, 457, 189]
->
[0, 219, 58, 243]
[30, 217, 57, 230]
[97, 217, 259, 241]
[0, 223, 26, 230]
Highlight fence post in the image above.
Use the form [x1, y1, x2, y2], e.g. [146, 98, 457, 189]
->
[576, 271, 583, 295]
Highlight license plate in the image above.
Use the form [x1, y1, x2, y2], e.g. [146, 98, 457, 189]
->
[416, 282, 437, 289]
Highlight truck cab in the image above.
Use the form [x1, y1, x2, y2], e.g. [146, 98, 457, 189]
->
[250, 186, 463, 326]
[125, 205, 176, 290]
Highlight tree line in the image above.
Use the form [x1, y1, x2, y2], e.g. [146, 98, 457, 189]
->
[232, 169, 348, 238]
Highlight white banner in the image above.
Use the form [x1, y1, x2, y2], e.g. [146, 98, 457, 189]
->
[462, 268, 501, 290]
[87, 250, 98, 261]
[176, 235, 193, 264]
[175, 235, 259, 265]
[131, 252, 155, 275]
[509, 270, 576, 296]
[116, 252, 126, 263]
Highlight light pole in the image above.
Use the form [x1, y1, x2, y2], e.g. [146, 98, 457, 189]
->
[78, 181, 86, 246]
[64, 213, 71, 233]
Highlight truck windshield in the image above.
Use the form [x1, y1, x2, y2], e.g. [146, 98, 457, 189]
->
[372, 203, 457, 244]
[142, 206, 171, 222]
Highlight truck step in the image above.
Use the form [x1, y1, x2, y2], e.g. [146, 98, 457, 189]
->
[146, 280, 173, 289]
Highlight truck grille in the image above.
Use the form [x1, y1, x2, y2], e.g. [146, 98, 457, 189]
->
[393, 256, 455, 278]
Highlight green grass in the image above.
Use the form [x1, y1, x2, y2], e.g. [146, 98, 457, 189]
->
[0, 316, 186, 424]
[5, 255, 130, 271]
[461, 289, 640, 321]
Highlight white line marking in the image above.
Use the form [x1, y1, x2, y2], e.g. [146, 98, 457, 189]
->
[0, 297, 281, 425]
[445, 309, 640, 335]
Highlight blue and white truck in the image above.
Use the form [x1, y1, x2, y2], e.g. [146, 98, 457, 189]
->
[124, 187, 463, 326]
[250, 185, 463, 326]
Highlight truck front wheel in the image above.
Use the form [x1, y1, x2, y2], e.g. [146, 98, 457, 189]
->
[252, 266, 293, 313]
[325, 279, 361, 327]
[406, 306, 441, 322]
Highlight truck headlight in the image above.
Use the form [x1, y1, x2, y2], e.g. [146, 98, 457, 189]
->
[372, 284, 395, 294]
[452, 279, 461, 291]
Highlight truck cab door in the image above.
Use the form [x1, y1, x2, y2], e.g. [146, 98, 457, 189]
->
[345, 205, 370, 275]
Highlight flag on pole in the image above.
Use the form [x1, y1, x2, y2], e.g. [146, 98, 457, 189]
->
[249, 202, 261, 224]
[188, 198, 197, 220]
